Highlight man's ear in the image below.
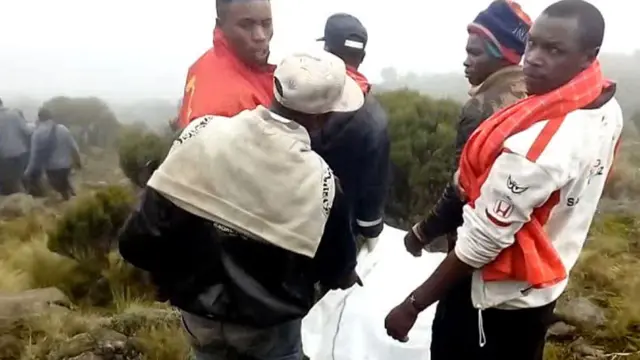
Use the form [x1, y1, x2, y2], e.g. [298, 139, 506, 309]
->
[586, 46, 599, 62]
[581, 46, 599, 71]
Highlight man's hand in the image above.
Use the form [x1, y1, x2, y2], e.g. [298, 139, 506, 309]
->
[385, 298, 419, 342]
[404, 223, 428, 257]
[334, 269, 363, 290]
[364, 237, 379, 252]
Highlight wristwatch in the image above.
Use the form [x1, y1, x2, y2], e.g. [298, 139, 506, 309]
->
[411, 223, 428, 245]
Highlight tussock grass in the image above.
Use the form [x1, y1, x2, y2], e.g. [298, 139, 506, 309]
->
[132, 323, 191, 360]
[547, 205, 640, 357]
[2, 141, 640, 359]
[0, 206, 187, 359]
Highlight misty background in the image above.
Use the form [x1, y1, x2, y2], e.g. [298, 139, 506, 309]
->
[1, 0, 638, 129]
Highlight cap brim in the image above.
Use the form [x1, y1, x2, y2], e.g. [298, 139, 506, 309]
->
[328, 76, 365, 113]
[316, 36, 325, 42]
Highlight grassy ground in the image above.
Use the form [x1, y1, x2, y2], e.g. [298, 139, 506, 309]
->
[545, 212, 640, 359]
[0, 149, 190, 360]
[1, 147, 639, 359]
[545, 147, 640, 359]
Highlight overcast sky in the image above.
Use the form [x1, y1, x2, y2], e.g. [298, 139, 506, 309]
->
[1, 0, 637, 101]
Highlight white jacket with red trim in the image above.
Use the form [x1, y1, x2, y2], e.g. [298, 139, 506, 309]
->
[454, 96, 624, 311]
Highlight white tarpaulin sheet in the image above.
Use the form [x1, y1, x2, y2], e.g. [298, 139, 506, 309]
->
[301, 226, 446, 360]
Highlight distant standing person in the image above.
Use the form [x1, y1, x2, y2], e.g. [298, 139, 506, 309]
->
[404, 0, 532, 255]
[24, 108, 82, 200]
[0, 98, 32, 195]
[314, 13, 391, 251]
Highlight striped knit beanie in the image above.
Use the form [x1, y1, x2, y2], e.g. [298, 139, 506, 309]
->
[468, 0, 532, 64]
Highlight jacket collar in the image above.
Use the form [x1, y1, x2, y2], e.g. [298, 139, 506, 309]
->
[468, 65, 524, 97]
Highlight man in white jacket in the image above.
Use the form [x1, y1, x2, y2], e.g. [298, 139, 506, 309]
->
[385, 1, 623, 359]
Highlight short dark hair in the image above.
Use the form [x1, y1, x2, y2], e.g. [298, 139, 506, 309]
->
[542, 0, 605, 52]
[38, 107, 53, 120]
[216, 0, 268, 20]
[216, 0, 231, 19]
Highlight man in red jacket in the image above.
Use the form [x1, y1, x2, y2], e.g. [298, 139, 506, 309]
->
[176, 0, 275, 128]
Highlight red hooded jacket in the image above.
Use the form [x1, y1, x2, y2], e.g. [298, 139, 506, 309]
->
[177, 28, 275, 128]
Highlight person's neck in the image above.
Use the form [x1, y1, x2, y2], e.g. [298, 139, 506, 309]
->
[346, 63, 360, 71]
[582, 83, 616, 110]
[469, 64, 522, 96]
[269, 103, 314, 131]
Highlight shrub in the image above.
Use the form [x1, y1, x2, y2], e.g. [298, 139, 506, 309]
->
[117, 126, 173, 187]
[377, 90, 460, 226]
[42, 96, 121, 149]
[47, 185, 135, 267]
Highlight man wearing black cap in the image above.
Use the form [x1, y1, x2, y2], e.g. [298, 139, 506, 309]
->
[314, 13, 391, 253]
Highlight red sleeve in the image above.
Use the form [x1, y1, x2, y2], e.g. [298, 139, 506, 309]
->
[177, 71, 196, 128]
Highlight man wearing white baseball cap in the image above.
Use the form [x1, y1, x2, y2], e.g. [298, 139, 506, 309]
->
[118, 49, 364, 360]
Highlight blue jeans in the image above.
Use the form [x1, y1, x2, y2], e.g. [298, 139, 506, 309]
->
[182, 312, 303, 360]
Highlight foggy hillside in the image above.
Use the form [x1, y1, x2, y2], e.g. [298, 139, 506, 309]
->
[2, 51, 638, 131]
[376, 50, 640, 116]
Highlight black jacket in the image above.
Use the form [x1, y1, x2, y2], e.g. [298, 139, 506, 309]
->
[311, 94, 390, 238]
[118, 183, 356, 328]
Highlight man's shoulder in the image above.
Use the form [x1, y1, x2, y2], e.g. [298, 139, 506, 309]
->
[504, 97, 623, 175]
[0, 108, 21, 122]
[470, 82, 527, 122]
[189, 48, 217, 71]
[347, 95, 389, 135]
[55, 123, 71, 132]
[191, 48, 245, 77]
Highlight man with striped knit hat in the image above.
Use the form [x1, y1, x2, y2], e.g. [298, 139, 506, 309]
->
[405, 0, 531, 255]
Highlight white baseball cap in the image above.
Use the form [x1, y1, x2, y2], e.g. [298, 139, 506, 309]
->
[273, 49, 365, 115]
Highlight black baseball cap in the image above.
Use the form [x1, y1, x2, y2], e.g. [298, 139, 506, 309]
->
[317, 13, 368, 53]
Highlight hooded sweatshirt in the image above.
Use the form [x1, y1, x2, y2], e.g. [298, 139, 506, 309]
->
[177, 28, 275, 128]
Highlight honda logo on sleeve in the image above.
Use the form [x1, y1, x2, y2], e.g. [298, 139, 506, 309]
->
[493, 199, 514, 218]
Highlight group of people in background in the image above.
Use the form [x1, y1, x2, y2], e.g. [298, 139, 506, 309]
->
[0, 99, 81, 200]
[117, 0, 623, 359]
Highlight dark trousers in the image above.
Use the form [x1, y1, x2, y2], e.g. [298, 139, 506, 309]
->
[0, 154, 29, 195]
[431, 277, 556, 360]
[25, 168, 75, 200]
[182, 312, 303, 360]
[47, 168, 75, 200]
